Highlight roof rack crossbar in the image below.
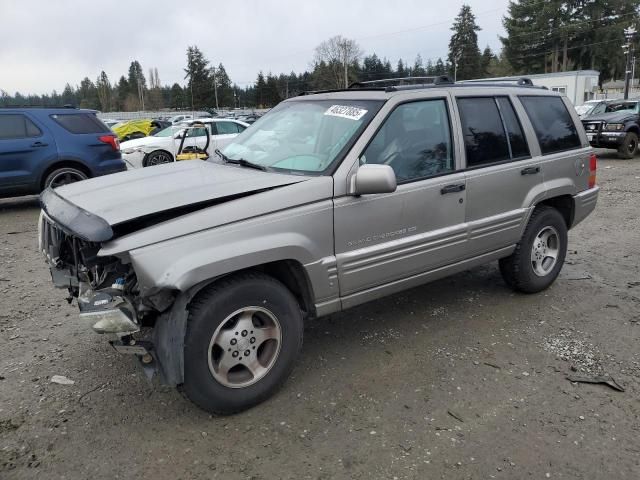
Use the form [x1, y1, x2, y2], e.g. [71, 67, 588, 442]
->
[349, 75, 454, 89]
[459, 77, 534, 86]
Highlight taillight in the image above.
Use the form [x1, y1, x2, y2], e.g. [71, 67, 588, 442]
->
[588, 152, 597, 188]
[99, 134, 120, 151]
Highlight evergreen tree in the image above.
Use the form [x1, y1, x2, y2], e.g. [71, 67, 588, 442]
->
[170, 83, 185, 110]
[413, 54, 427, 76]
[396, 59, 406, 78]
[96, 71, 111, 112]
[434, 58, 446, 76]
[255, 72, 267, 107]
[214, 63, 234, 107]
[481, 46, 495, 77]
[502, 0, 640, 78]
[448, 4, 482, 80]
[115, 76, 129, 111]
[61, 83, 75, 105]
[184, 46, 211, 109]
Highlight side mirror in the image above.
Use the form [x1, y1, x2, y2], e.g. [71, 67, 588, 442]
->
[350, 164, 397, 196]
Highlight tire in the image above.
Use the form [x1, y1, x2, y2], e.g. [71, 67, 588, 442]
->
[617, 132, 638, 159]
[43, 167, 88, 190]
[143, 150, 174, 167]
[182, 272, 304, 415]
[499, 206, 568, 294]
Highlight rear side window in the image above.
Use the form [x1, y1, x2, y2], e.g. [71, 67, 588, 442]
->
[0, 114, 42, 139]
[519, 96, 581, 154]
[457, 97, 510, 167]
[496, 97, 529, 159]
[51, 113, 110, 134]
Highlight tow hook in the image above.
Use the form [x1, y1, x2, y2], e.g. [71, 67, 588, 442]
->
[110, 337, 156, 379]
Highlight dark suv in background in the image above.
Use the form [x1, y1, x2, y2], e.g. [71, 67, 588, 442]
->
[581, 99, 640, 158]
[0, 107, 125, 198]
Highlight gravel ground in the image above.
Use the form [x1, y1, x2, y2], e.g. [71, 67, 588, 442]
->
[1, 150, 639, 479]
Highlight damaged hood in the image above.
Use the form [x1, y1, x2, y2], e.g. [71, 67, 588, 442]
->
[582, 111, 638, 124]
[43, 161, 309, 240]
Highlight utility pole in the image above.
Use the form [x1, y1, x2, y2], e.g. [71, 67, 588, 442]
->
[212, 67, 219, 111]
[340, 39, 349, 88]
[632, 55, 637, 96]
[623, 26, 637, 100]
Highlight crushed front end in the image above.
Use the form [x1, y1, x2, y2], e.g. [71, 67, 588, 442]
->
[38, 188, 171, 376]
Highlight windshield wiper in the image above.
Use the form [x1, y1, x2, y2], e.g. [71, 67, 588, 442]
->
[215, 148, 266, 171]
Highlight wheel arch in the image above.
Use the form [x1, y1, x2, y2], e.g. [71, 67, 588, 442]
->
[39, 160, 92, 191]
[152, 259, 315, 387]
[626, 124, 640, 135]
[142, 149, 174, 167]
[536, 194, 574, 228]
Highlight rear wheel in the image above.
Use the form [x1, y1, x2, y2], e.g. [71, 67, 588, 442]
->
[182, 272, 303, 415]
[44, 167, 88, 190]
[617, 132, 638, 159]
[499, 206, 568, 293]
[143, 150, 173, 167]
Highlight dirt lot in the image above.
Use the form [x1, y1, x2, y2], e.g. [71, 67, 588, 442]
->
[1, 150, 639, 480]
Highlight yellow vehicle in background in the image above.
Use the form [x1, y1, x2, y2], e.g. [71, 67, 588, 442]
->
[112, 119, 170, 142]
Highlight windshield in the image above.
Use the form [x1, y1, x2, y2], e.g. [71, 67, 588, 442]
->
[154, 126, 175, 137]
[605, 101, 638, 113]
[221, 99, 383, 174]
[575, 104, 595, 116]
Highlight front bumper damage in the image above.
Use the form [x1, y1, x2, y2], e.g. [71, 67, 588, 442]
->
[38, 200, 173, 383]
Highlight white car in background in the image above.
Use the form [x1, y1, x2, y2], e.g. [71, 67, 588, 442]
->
[168, 114, 193, 124]
[120, 118, 249, 169]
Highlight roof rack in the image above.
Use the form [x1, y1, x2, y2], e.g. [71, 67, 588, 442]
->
[350, 75, 454, 90]
[458, 77, 534, 86]
[298, 87, 388, 96]
[297, 75, 543, 97]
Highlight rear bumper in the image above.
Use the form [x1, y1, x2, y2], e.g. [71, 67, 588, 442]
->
[571, 186, 599, 228]
[94, 158, 127, 176]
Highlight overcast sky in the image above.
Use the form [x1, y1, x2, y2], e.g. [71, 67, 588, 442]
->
[0, 0, 509, 95]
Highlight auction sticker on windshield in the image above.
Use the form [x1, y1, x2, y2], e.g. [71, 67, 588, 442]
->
[324, 105, 368, 121]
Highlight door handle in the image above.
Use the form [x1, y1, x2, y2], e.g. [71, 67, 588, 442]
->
[31, 141, 48, 147]
[440, 183, 466, 194]
[521, 166, 540, 175]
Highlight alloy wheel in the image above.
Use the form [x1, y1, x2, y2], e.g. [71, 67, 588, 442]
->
[207, 307, 282, 388]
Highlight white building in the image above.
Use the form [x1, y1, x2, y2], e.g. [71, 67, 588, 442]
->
[476, 70, 600, 106]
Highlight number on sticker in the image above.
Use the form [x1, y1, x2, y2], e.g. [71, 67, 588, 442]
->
[324, 105, 368, 121]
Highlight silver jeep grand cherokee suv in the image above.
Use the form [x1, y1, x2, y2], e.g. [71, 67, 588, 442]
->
[39, 76, 599, 414]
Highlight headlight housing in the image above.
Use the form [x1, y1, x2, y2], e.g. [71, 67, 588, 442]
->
[604, 123, 625, 131]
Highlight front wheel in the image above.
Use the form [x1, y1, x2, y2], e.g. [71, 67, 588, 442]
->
[182, 272, 303, 415]
[143, 150, 173, 167]
[499, 206, 568, 293]
[617, 132, 638, 159]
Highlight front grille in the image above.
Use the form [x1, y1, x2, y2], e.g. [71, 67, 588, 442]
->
[39, 212, 72, 267]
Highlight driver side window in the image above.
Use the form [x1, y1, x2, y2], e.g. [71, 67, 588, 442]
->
[362, 99, 454, 183]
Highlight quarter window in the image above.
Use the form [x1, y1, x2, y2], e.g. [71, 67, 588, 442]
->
[361, 99, 454, 183]
[520, 96, 581, 155]
[496, 97, 530, 159]
[51, 113, 110, 134]
[0, 114, 42, 139]
[216, 121, 241, 135]
[457, 97, 510, 167]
